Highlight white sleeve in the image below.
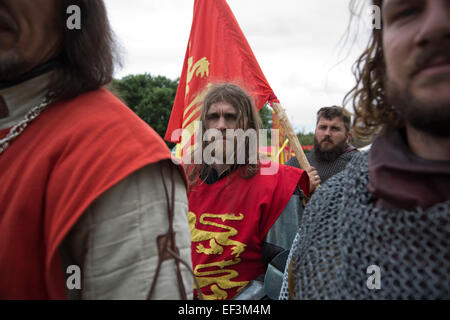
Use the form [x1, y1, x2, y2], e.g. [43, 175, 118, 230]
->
[60, 160, 193, 300]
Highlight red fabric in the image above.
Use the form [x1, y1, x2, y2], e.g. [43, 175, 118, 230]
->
[165, 0, 278, 143]
[0, 88, 175, 299]
[188, 162, 309, 300]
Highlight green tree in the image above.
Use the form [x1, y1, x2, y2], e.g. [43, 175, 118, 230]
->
[259, 103, 273, 145]
[259, 103, 273, 130]
[111, 74, 179, 148]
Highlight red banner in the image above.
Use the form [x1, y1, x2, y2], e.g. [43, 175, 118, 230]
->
[165, 0, 278, 147]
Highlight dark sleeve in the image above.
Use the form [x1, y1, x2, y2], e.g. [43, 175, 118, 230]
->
[262, 192, 305, 265]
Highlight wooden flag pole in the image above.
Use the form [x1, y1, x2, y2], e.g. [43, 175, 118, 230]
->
[271, 102, 311, 171]
[272, 102, 320, 196]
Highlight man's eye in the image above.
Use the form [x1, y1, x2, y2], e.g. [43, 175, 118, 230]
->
[393, 7, 420, 21]
[225, 114, 237, 120]
[207, 114, 218, 120]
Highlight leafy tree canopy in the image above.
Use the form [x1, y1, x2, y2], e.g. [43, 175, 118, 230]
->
[111, 74, 179, 148]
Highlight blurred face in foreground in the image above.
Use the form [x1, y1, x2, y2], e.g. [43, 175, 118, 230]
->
[382, 0, 450, 136]
[0, 0, 61, 81]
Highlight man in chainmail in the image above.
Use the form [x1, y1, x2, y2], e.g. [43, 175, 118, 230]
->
[280, 0, 450, 299]
[0, 0, 192, 299]
[286, 106, 359, 188]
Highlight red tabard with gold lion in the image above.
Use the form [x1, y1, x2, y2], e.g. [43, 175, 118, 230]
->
[188, 161, 309, 300]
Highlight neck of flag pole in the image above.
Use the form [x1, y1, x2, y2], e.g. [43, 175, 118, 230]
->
[270, 101, 311, 171]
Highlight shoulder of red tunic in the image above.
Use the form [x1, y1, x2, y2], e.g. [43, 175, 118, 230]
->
[253, 161, 309, 237]
[256, 161, 310, 198]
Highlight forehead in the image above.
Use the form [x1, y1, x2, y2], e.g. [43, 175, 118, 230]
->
[8, 0, 61, 15]
[382, 0, 409, 7]
[382, 0, 427, 12]
[207, 101, 237, 114]
[317, 117, 345, 127]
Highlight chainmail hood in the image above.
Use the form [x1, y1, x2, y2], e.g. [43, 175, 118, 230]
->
[306, 147, 359, 183]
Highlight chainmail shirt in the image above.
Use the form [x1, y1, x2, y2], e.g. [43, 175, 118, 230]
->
[280, 152, 450, 299]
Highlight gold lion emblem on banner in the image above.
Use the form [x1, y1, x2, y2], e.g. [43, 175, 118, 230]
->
[188, 211, 249, 300]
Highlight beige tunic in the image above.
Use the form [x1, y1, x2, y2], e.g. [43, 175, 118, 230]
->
[61, 162, 193, 300]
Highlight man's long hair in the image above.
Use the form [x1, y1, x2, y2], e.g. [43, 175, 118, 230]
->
[344, 0, 403, 141]
[49, 0, 120, 101]
[187, 83, 263, 188]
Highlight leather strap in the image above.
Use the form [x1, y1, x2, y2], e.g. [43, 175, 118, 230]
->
[147, 161, 203, 300]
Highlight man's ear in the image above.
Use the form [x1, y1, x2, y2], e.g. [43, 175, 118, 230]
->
[346, 132, 351, 144]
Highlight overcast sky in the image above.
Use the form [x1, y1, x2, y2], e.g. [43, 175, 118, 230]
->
[104, 0, 371, 133]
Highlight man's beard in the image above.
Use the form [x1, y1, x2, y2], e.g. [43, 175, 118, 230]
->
[386, 79, 450, 137]
[206, 139, 235, 165]
[0, 51, 30, 82]
[206, 138, 256, 165]
[313, 136, 348, 162]
[385, 42, 450, 137]
[203, 129, 258, 166]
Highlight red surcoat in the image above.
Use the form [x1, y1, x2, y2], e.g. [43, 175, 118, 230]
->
[0, 88, 175, 299]
[188, 162, 309, 300]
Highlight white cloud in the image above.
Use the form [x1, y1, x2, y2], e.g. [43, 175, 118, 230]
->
[105, 0, 371, 133]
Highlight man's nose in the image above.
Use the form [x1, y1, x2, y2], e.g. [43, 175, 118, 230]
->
[216, 116, 227, 130]
[415, 0, 450, 47]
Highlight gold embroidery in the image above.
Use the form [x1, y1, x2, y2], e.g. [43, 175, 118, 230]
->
[194, 259, 249, 300]
[189, 212, 246, 257]
[185, 55, 210, 99]
[182, 84, 211, 129]
[179, 52, 210, 155]
[189, 211, 249, 299]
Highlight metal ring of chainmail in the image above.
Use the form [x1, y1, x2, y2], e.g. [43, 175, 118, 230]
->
[279, 152, 450, 300]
